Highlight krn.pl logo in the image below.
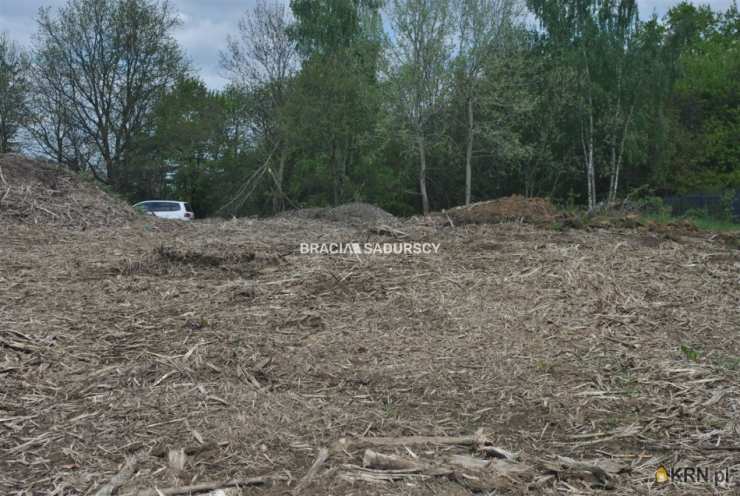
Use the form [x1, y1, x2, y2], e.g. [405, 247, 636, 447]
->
[655, 465, 669, 483]
[655, 464, 733, 486]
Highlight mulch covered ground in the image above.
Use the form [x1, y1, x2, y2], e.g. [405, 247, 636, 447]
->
[278, 202, 399, 226]
[0, 154, 138, 229]
[1, 214, 738, 495]
[444, 195, 559, 225]
[1, 157, 738, 495]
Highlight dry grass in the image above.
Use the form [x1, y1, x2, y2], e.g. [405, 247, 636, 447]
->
[1, 214, 738, 495]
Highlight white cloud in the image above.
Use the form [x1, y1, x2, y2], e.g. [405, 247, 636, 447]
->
[174, 16, 234, 89]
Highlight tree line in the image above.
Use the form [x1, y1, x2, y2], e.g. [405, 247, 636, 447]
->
[0, 0, 737, 217]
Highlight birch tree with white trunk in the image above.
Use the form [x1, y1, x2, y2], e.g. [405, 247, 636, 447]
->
[528, 0, 644, 209]
[388, 0, 454, 214]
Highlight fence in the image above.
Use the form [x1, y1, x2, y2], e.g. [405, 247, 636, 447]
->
[663, 191, 740, 221]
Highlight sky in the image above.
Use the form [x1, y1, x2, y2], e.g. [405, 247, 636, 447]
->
[1, 0, 736, 90]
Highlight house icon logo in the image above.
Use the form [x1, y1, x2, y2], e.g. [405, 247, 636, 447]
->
[656, 466, 669, 483]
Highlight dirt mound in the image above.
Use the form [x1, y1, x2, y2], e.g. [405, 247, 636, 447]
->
[0, 154, 138, 229]
[445, 195, 558, 225]
[324, 202, 396, 223]
[279, 202, 396, 225]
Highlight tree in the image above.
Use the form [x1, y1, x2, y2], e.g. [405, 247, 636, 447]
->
[27, 44, 92, 171]
[669, 4, 740, 191]
[0, 33, 31, 153]
[288, 0, 385, 206]
[454, 0, 522, 205]
[388, 0, 455, 214]
[527, 0, 646, 208]
[478, 36, 558, 198]
[127, 78, 225, 204]
[33, 0, 185, 189]
[221, 0, 298, 211]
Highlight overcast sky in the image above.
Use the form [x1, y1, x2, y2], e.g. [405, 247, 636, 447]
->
[1, 0, 736, 90]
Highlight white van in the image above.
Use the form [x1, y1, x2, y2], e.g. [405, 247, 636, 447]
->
[133, 201, 194, 220]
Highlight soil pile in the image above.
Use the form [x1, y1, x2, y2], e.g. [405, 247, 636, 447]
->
[0, 154, 138, 229]
[279, 202, 396, 225]
[445, 195, 558, 225]
[324, 202, 396, 224]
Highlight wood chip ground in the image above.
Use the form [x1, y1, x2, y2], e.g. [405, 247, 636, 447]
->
[1, 214, 738, 495]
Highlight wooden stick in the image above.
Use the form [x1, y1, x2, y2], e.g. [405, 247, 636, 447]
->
[94, 450, 147, 496]
[444, 210, 455, 228]
[334, 430, 486, 452]
[0, 337, 37, 353]
[368, 225, 409, 238]
[479, 445, 516, 460]
[363, 450, 424, 471]
[362, 450, 500, 473]
[291, 447, 329, 495]
[121, 475, 285, 496]
[345, 451, 533, 491]
[0, 166, 8, 205]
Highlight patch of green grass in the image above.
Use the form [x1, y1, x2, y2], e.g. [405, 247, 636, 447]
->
[690, 216, 740, 232]
[641, 212, 740, 232]
[680, 344, 702, 362]
[549, 199, 739, 233]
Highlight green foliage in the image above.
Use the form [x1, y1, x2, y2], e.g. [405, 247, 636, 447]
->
[285, 0, 385, 206]
[676, 207, 740, 232]
[641, 208, 740, 232]
[680, 344, 701, 362]
[23, 0, 739, 217]
[689, 216, 739, 232]
[639, 196, 669, 216]
[126, 78, 253, 216]
[719, 190, 736, 221]
[289, 0, 384, 57]
[661, 4, 740, 193]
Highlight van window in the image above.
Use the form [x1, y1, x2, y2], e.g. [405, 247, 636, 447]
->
[147, 202, 180, 212]
[184, 203, 193, 213]
[136, 201, 182, 212]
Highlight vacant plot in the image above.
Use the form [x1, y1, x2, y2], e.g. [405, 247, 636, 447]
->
[1, 209, 738, 495]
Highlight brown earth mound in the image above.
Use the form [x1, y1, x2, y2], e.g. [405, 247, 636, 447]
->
[445, 195, 558, 225]
[0, 154, 138, 229]
[324, 202, 396, 224]
[279, 202, 396, 225]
